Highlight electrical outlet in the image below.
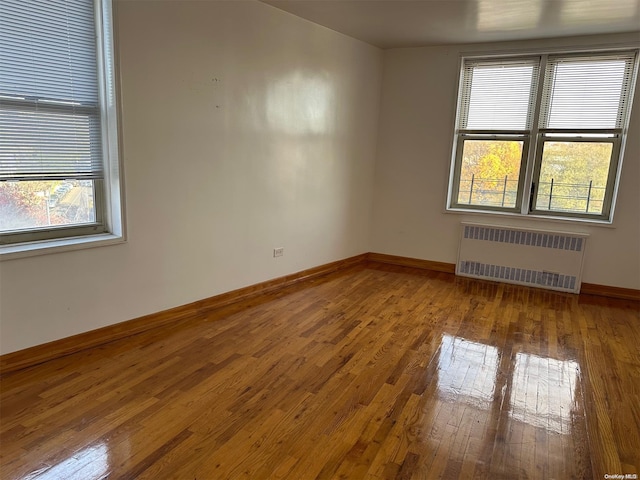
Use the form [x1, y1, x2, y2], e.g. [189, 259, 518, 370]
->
[273, 247, 284, 257]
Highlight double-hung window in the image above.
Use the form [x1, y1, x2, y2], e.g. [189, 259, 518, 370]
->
[0, 0, 122, 252]
[448, 50, 638, 222]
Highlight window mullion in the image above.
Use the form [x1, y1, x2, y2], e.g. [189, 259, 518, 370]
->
[521, 54, 547, 215]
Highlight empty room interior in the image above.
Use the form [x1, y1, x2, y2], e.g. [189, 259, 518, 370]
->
[1, 0, 639, 478]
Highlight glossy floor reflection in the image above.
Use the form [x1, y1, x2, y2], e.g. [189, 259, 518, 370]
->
[510, 353, 579, 434]
[23, 444, 109, 480]
[1, 265, 638, 479]
[437, 334, 498, 408]
[436, 333, 581, 434]
[426, 333, 587, 478]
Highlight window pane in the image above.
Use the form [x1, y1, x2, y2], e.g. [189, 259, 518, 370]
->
[457, 140, 524, 208]
[535, 142, 613, 215]
[0, 180, 96, 232]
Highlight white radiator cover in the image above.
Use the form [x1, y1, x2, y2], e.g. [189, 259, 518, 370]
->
[456, 223, 588, 293]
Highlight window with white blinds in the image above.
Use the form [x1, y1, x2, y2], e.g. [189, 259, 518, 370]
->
[448, 49, 638, 222]
[0, 0, 122, 251]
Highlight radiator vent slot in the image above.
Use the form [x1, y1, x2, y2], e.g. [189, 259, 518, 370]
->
[457, 223, 587, 293]
[459, 261, 577, 291]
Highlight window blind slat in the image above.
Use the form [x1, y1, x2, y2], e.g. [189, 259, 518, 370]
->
[0, 0, 103, 180]
[0, 104, 103, 180]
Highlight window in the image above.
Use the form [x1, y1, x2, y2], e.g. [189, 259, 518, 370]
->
[0, 0, 122, 251]
[448, 50, 638, 222]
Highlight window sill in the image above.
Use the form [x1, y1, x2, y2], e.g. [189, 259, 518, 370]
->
[0, 232, 126, 261]
[444, 207, 616, 228]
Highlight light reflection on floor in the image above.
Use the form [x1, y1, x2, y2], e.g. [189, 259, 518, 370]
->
[510, 352, 579, 434]
[437, 334, 498, 409]
[23, 444, 109, 480]
[436, 333, 580, 434]
[428, 332, 585, 474]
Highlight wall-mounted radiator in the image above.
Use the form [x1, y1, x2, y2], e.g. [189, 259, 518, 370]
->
[456, 223, 588, 293]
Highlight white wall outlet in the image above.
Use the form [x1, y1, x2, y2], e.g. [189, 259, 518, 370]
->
[273, 247, 284, 257]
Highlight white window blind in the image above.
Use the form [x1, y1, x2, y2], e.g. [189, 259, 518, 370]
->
[539, 52, 637, 130]
[0, 0, 103, 181]
[459, 59, 539, 131]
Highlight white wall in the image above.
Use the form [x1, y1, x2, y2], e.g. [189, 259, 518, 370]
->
[0, 1, 382, 354]
[371, 33, 640, 290]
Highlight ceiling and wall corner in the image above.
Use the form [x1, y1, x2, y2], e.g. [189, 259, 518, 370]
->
[262, 0, 640, 48]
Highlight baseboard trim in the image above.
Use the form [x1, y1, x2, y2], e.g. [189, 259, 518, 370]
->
[3, 252, 637, 375]
[366, 252, 456, 274]
[0, 253, 368, 376]
[579, 282, 640, 301]
[367, 253, 639, 301]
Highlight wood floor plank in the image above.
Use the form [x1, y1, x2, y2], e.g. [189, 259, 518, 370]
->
[1, 265, 638, 479]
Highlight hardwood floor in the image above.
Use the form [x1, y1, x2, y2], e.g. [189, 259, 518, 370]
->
[1, 264, 638, 479]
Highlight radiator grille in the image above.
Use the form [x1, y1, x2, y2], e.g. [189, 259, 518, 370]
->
[457, 223, 587, 293]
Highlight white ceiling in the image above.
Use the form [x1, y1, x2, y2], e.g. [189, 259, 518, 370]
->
[261, 0, 640, 48]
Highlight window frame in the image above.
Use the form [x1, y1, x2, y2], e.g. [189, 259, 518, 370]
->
[0, 0, 124, 257]
[447, 48, 639, 223]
